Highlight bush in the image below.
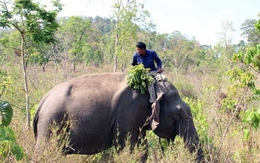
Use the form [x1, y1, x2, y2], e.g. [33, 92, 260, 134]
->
[0, 101, 25, 162]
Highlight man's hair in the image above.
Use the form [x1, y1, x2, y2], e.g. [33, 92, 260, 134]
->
[136, 42, 146, 49]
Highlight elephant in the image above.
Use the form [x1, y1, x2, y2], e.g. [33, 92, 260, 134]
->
[33, 72, 203, 162]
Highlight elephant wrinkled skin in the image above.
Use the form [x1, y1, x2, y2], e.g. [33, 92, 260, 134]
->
[33, 72, 203, 161]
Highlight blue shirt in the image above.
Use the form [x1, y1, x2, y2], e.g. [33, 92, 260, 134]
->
[132, 50, 162, 71]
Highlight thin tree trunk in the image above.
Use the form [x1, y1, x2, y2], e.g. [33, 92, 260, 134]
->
[55, 58, 58, 73]
[73, 53, 76, 72]
[21, 33, 30, 129]
[64, 52, 69, 80]
[113, 0, 121, 72]
[42, 63, 46, 72]
[114, 23, 119, 72]
[114, 56, 118, 72]
[176, 49, 187, 72]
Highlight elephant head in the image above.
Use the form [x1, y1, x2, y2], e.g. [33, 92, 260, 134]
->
[148, 80, 204, 162]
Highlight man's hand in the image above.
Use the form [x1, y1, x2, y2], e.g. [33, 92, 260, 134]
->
[157, 68, 163, 73]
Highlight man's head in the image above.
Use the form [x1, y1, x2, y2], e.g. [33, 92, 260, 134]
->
[136, 42, 146, 56]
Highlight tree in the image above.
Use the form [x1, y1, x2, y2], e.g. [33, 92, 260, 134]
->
[240, 19, 260, 45]
[0, 0, 62, 128]
[215, 21, 236, 63]
[162, 31, 197, 72]
[217, 21, 235, 49]
[58, 16, 91, 72]
[111, 0, 152, 72]
[0, 29, 20, 62]
[90, 16, 115, 67]
[27, 41, 61, 72]
[92, 16, 115, 34]
[224, 16, 260, 150]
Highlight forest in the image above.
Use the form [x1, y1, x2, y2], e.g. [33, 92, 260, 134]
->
[1, 0, 260, 162]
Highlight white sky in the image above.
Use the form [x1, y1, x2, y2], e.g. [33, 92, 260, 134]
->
[42, 0, 260, 46]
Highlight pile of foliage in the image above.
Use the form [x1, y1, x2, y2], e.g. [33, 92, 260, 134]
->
[127, 64, 154, 94]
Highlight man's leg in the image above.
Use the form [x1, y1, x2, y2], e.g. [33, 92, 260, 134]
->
[148, 81, 156, 103]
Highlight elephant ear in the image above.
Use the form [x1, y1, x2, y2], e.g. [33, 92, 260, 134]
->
[149, 93, 163, 130]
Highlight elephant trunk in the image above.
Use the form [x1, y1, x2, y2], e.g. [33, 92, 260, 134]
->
[179, 119, 204, 162]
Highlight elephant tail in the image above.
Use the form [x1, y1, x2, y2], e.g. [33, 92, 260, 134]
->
[33, 108, 40, 140]
[33, 91, 51, 140]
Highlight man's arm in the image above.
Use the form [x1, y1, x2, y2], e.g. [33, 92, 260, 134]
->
[131, 54, 137, 66]
[153, 51, 163, 72]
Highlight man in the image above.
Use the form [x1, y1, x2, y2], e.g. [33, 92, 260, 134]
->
[132, 42, 163, 73]
[131, 42, 164, 103]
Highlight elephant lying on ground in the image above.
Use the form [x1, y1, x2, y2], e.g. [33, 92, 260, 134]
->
[33, 72, 203, 162]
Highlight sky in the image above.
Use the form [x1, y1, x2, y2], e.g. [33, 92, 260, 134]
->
[42, 0, 260, 46]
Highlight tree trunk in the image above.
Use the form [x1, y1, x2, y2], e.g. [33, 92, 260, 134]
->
[73, 53, 76, 72]
[114, 25, 119, 72]
[42, 63, 46, 72]
[114, 55, 118, 72]
[113, 0, 121, 72]
[63, 52, 69, 80]
[73, 61, 76, 72]
[21, 33, 30, 129]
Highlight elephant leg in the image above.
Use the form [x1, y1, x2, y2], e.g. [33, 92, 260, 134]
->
[159, 133, 176, 154]
[137, 129, 148, 163]
[115, 129, 127, 152]
[114, 127, 148, 163]
[115, 129, 137, 152]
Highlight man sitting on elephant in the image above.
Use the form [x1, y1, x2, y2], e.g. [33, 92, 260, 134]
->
[131, 41, 166, 103]
[132, 42, 163, 73]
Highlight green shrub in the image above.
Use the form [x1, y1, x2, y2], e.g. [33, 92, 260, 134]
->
[0, 101, 25, 161]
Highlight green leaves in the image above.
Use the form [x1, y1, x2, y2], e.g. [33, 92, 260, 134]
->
[185, 98, 210, 145]
[127, 64, 154, 94]
[242, 109, 260, 130]
[0, 127, 24, 161]
[0, 101, 24, 161]
[0, 0, 61, 44]
[255, 19, 260, 33]
[246, 45, 259, 63]
[242, 45, 260, 70]
[225, 18, 260, 144]
[0, 101, 13, 127]
[231, 45, 260, 93]
[241, 109, 260, 140]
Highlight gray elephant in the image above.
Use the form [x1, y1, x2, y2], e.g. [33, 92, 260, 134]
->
[33, 72, 203, 162]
